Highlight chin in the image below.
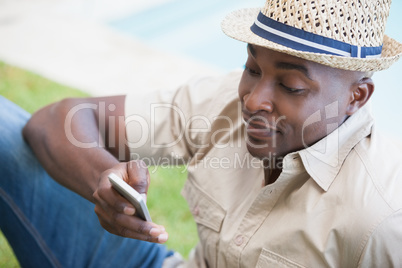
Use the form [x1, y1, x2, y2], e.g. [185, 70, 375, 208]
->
[246, 144, 279, 161]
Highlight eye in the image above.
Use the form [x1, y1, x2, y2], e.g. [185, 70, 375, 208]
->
[244, 65, 260, 76]
[280, 83, 304, 94]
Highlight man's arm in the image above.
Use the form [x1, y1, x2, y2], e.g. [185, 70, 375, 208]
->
[22, 95, 168, 243]
[23, 96, 126, 200]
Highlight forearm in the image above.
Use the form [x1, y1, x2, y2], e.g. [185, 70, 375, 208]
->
[22, 96, 169, 243]
[22, 98, 120, 202]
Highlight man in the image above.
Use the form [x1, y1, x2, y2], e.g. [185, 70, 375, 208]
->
[1, 0, 402, 267]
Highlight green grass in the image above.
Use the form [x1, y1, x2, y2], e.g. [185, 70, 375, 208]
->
[0, 232, 19, 268]
[147, 166, 198, 257]
[0, 62, 89, 113]
[0, 62, 198, 266]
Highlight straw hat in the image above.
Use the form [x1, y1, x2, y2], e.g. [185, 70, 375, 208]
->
[222, 0, 402, 72]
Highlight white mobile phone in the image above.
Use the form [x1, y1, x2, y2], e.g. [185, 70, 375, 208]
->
[108, 173, 152, 222]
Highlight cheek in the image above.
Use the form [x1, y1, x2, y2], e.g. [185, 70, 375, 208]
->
[282, 100, 328, 144]
[288, 99, 347, 147]
[238, 72, 255, 99]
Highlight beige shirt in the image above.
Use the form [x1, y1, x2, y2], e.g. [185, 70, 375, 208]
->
[125, 72, 402, 267]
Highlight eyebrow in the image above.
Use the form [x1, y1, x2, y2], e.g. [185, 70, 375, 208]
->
[247, 43, 314, 81]
[275, 62, 314, 81]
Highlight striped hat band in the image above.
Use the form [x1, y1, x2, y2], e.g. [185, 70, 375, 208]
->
[251, 11, 383, 59]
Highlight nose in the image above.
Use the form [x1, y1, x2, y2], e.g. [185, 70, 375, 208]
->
[242, 83, 274, 114]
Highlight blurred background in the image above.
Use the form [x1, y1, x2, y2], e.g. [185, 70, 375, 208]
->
[0, 0, 401, 266]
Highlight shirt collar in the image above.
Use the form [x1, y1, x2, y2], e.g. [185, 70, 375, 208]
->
[297, 103, 374, 191]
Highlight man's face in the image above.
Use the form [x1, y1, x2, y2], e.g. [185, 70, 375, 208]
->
[239, 44, 363, 160]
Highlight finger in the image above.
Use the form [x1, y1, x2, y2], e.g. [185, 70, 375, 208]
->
[113, 213, 165, 239]
[94, 194, 156, 236]
[97, 216, 166, 243]
[132, 230, 169, 244]
[97, 207, 168, 243]
[95, 178, 136, 216]
[126, 160, 150, 198]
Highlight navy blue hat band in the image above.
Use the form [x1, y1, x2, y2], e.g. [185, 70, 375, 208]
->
[250, 12, 383, 59]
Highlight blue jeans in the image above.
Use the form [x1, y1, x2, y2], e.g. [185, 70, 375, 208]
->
[0, 96, 171, 268]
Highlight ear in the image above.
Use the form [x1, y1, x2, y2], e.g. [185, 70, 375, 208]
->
[346, 78, 375, 116]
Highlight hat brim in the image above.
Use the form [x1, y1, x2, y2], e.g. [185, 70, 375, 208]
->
[222, 8, 402, 72]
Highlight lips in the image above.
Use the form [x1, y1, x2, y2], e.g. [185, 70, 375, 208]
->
[242, 114, 282, 139]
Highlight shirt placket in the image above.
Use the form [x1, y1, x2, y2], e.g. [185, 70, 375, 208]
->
[225, 156, 303, 268]
[225, 182, 284, 267]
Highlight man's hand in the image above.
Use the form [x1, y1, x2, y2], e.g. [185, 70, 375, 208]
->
[93, 160, 168, 244]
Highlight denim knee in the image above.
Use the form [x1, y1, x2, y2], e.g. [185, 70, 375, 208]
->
[0, 96, 35, 180]
[0, 96, 30, 148]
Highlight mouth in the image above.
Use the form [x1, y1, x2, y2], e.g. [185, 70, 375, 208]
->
[242, 115, 281, 139]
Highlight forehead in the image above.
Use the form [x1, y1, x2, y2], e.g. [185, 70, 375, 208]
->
[248, 44, 350, 79]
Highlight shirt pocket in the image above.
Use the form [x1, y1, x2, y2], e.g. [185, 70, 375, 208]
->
[256, 248, 306, 268]
[182, 179, 226, 267]
[182, 179, 226, 231]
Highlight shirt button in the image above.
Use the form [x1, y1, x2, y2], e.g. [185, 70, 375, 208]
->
[234, 235, 244, 246]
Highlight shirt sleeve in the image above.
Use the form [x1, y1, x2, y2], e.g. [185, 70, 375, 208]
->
[124, 72, 242, 166]
[358, 208, 402, 267]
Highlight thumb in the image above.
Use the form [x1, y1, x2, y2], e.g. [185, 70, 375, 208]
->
[126, 160, 150, 202]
